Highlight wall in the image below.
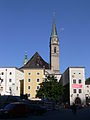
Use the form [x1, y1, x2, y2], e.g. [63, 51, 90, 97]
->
[69, 67, 86, 105]
[0, 68, 24, 96]
[15, 69, 24, 96]
[0, 68, 15, 95]
[23, 69, 44, 99]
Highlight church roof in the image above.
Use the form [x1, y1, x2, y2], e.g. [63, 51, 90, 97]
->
[51, 17, 57, 37]
[21, 52, 50, 69]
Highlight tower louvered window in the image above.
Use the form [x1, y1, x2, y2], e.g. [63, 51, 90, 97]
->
[54, 47, 56, 53]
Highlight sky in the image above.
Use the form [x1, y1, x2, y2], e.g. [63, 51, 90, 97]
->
[0, 0, 90, 79]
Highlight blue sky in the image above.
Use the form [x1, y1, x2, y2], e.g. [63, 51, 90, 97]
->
[0, 0, 90, 78]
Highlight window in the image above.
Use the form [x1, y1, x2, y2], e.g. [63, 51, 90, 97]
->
[37, 79, 40, 82]
[54, 47, 56, 53]
[1, 87, 3, 90]
[10, 72, 12, 75]
[73, 89, 76, 93]
[87, 86, 89, 88]
[16, 87, 18, 90]
[37, 63, 39, 66]
[28, 73, 31, 75]
[79, 79, 81, 84]
[28, 86, 30, 89]
[37, 72, 40, 75]
[73, 79, 76, 84]
[1, 79, 3, 82]
[28, 79, 30, 82]
[37, 86, 39, 90]
[9, 87, 11, 91]
[87, 90, 89, 93]
[74, 73, 75, 74]
[79, 73, 81, 74]
[9, 79, 12, 82]
[79, 89, 82, 93]
[28, 94, 30, 97]
[1, 72, 4, 75]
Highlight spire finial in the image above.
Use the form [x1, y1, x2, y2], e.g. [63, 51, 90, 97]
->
[24, 51, 28, 65]
[53, 11, 56, 19]
[51, 12, 57, 37]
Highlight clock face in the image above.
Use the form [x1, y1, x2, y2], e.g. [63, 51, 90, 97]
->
[51, 38, 59, 44]
[52, 39, 57, 43]
[54, 39, 56, 42]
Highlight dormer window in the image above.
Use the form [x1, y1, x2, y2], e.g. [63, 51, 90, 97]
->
[54, 47, 56, 53]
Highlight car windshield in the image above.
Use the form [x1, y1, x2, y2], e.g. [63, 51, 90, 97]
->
[4, 104, 15, 110]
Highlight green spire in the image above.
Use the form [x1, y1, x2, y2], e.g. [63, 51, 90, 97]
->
[51, 17, 57, 37]
[24, 51, 28, 65]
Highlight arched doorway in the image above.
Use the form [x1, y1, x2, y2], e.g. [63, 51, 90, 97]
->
[75, 97, 81, 105]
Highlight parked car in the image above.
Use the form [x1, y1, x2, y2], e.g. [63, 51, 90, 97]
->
[43, 101, 55, 110]
[0, 102, 30, 118]
[28, 104, 47, 115]
[0, 95, 22, 109]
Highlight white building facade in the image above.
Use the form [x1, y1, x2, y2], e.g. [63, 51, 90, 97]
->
[61, 67, 86, 105]
[0, 67, 24, 96]
[85, 85, 90, 99]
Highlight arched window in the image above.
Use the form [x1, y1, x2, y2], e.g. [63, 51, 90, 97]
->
[54, 47, 56, 53]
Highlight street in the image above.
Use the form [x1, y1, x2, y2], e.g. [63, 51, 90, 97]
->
[1, 107, 90, 120]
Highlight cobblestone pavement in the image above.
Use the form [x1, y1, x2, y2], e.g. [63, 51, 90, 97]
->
[1, 107, 90, 120]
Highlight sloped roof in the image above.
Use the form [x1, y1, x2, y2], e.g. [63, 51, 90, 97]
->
[21, 52, 50, 69]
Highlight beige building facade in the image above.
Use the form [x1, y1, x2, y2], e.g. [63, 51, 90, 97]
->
[23, 69, 44, 99]
[21, 52, 49, 99]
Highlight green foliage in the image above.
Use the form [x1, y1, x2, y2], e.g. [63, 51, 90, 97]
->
[36, 75, 64, 103]
[86, 77, 90, 84]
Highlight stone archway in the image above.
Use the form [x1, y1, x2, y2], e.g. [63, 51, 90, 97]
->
[75, 97, 81, 105]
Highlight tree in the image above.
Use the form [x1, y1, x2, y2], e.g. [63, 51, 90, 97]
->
[86, 77, 90, 84]
[36, 75, 64, 103]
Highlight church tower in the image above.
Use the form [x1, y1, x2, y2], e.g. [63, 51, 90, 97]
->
[50, 18, 60, 73]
